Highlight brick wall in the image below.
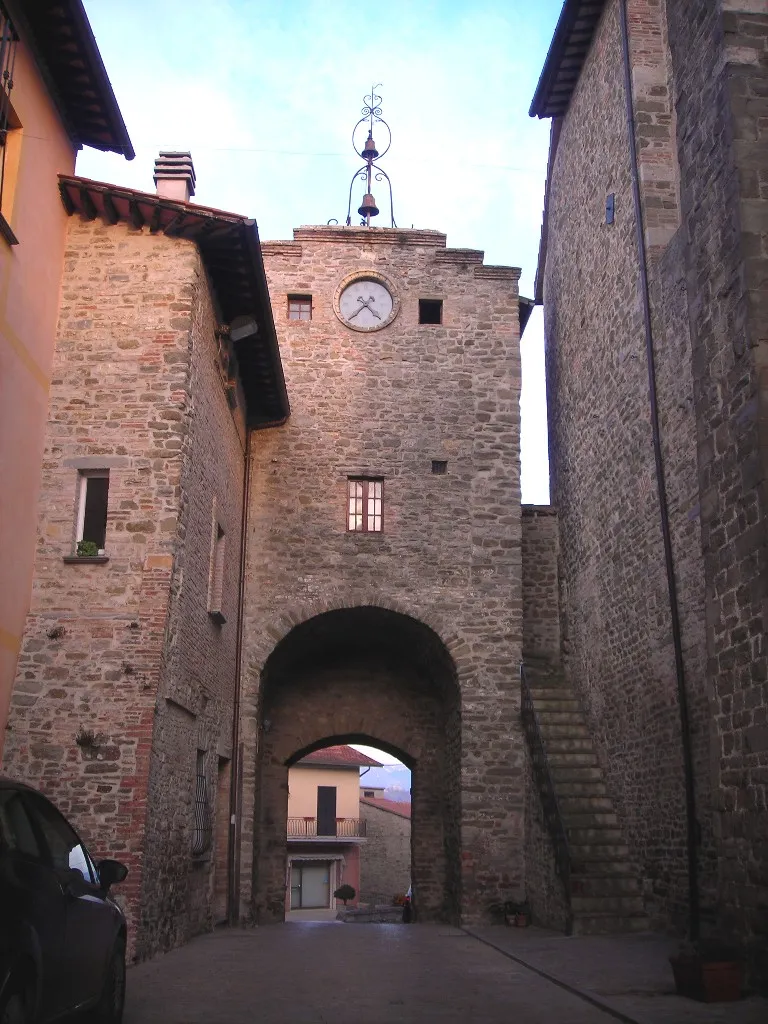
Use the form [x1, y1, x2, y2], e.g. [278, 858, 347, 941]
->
[359, 802, 411, 907]
[240, 226, 524, 926]
[521, 506, 559, 658]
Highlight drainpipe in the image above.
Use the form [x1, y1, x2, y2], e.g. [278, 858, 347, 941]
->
[227, 426, 252, 926]
[618, 0, 700, 942]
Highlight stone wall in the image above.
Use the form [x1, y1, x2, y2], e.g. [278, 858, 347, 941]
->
[138, 251, 245, 957]
[359, 801, 411, 907]
[524, 749, 569, 931]
[241, 226, 524, 926]
[541, 0, 768, 969]
[521, 506, 559, 658]
[542, 0, 711, 931]
[3, 217, 244, 960]
[664, 0, 768, 973]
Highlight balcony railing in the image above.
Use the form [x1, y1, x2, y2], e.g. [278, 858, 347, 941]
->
[287, 818, 366, 839]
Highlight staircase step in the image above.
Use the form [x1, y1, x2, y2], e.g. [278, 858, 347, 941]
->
[563, 812, 619, 828]
[528, 696, 581, 712]
[570, 844, 631, 861]
[571, 859, 634, 876]
[568, 827, 625, 844]
[547, 751, 599, 767]
[546, 738, 595, 753]
[557, 781, 608, 797]
[551, 765, 603, 782]
[560, 796, 614, 813]
[570, 876, 642, 897]
[571, 895, 645, 914]
[539, 722, 590, 738]
[571, 914, 650, 936]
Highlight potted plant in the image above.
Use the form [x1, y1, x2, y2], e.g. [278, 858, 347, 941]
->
[76, 540, 99, 557]
[514, 899, 531, 928]
[334, 883, 356, 907]
[669, 941, 744, 1002]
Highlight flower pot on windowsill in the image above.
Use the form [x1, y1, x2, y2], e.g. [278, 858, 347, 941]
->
[670, 955, 744, 1002]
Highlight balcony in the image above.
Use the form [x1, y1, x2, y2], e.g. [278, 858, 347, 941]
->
[287, 817, 367, 841]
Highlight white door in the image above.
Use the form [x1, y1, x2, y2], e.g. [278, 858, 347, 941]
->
[299, 862, 330, 908]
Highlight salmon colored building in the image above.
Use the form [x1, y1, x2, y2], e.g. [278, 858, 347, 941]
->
[286, 746, 381, 912]
[0, 0, 132, 754]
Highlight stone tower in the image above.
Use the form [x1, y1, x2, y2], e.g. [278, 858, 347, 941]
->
[237, 225, 526, 924]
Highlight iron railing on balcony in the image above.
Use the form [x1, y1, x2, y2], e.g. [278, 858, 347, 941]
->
[520, 662, 573, 935]
[0, 4, 17, 220]
[287, 818, 366, 839]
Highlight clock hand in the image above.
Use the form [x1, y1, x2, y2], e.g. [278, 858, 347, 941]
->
[347, 295, 382, 321]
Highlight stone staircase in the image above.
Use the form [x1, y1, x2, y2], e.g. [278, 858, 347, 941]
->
[523, 657, 649, 935]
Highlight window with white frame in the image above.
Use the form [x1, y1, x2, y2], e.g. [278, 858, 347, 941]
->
[76, 471, 109, 553]
[347, 478, 383, 533]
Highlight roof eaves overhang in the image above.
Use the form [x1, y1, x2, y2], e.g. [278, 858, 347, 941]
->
[9, 0, 134, 159]
[533, 118, 563, 306]
[529, 0, 608, 119]
[58, 175, 289, 426]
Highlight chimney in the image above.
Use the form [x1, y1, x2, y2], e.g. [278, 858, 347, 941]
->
[153, 151, 196, 203]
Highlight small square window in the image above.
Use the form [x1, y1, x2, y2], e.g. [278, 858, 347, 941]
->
[347, 478, 383, 533]
[76, 471, 109, 551]
[431, 460, 448, 475]
[288, 295, 312, 321]
[419, 299, 442, 325]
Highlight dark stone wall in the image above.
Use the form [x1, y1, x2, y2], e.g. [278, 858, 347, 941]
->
[665, 0, 768, 973]
[542, 0, 768, 973]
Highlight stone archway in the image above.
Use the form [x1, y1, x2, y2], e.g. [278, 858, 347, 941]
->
[249, 606, 461, 924]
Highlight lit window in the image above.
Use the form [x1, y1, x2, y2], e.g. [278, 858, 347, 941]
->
[207, 518, 226, 624]
[288, 295, 312, 321]
[76, 471, 109, 553]
[419, 299, 442, 324]
[347, 478, 383, 533]
[0, 8, 19, 245]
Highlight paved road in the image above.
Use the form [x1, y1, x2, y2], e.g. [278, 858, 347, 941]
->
[124, 923, 623, 1024]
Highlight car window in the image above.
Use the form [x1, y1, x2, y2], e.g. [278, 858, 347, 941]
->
[0, 788, 42, 860]
[24, 793, 95, 883]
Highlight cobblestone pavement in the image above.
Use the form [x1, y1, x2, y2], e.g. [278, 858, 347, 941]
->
[124, 924, 767, 1024]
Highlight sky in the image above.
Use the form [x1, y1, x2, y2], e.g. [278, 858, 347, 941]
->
[79, 0, 562, 508]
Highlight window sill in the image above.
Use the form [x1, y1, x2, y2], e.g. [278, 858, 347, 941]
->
[0, 214, 18, 247]
[208, 610, 226, 626]
[63, 556, 110, 565]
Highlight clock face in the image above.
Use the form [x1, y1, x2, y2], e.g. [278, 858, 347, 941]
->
[336, 276, 397, 332]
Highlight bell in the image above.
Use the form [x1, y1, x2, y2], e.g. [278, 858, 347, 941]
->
[358, 193, 379, 218]
[362, 133, 379, 160]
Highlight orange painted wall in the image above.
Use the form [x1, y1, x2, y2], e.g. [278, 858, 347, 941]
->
[0, 36, 76, 754]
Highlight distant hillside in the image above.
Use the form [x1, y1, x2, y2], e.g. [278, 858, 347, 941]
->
[360, 764, 411, 802]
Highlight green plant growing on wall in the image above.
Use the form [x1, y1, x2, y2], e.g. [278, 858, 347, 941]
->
[334, 884, 356, 906]
[76, 540, 99, 557]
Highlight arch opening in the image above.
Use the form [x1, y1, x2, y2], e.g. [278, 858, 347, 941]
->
[251, 606, 461, 925]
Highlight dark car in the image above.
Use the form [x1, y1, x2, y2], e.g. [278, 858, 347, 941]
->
[0, 778, 128, 1024]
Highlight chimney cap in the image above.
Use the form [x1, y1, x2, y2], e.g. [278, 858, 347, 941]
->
[153, 151, 196, 197]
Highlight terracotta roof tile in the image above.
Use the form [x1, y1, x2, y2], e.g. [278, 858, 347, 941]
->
[297, 745, 383, 768]
[360, 796, 412, 819]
